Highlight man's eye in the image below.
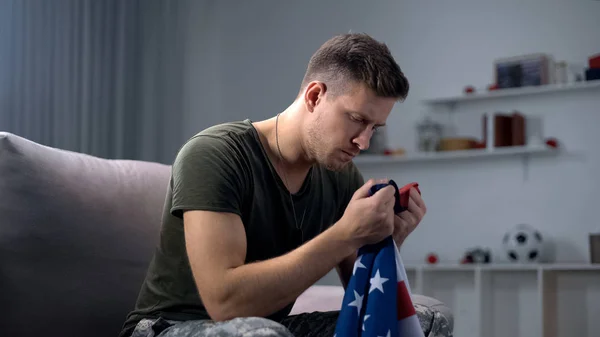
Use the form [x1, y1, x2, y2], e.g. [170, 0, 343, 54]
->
[350, 115, 365, 124]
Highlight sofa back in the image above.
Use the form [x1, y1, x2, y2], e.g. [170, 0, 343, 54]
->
[0, 132, 172, 337]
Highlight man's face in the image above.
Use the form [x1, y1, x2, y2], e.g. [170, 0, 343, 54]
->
[304, 81, 396, 171]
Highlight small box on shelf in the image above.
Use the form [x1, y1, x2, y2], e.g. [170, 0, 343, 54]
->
[590, 233, 600, 264]
[482, 111, 526, 150]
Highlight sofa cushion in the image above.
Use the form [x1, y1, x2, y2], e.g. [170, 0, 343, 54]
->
[290, 286, 454, 336]
[0, 132, 172, 337]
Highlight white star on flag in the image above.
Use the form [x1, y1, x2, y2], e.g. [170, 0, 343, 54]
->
[369, 269, 389, 293]
[362, 314, 370, 331]
[378, 329, 391, 337]
[353, 255, 366, 275]
[347, 290, 364, 316]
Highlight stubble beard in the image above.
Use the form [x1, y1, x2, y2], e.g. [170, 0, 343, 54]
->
[306, 121, 347, 172]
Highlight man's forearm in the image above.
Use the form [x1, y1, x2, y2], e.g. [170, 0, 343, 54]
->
[336, 250, 357, 290]
[214, 222, 357, 321]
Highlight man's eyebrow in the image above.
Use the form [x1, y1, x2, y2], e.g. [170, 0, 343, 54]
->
[348, 110, 386, 127]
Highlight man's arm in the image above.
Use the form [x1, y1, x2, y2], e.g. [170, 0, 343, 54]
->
[184, 210, 358, 322]
[335, 162, 364, 289]
[335, 251, 357, 290]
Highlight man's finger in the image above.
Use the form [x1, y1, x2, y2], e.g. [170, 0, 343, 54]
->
[373, 185, 395, 204]
[352, 179, 378, 200]
[383, 196, 395, 211]
[398, 210, 418, 230]
[407, 197, 425, 221]
[393, 215, 404, 230]
[410, 188, 426, 211]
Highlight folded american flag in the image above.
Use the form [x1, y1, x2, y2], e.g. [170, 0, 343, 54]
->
[334, 236, 424, 337]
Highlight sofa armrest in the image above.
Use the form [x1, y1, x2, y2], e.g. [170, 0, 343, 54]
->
[291, 285, 454, 336]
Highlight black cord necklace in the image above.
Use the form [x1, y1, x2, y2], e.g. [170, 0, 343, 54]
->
[275, 112, 309, 244]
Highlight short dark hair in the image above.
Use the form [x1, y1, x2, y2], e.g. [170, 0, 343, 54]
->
[300, 33, 409, 100]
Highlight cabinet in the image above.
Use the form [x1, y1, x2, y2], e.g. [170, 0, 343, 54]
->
[404, 263, 600, 337]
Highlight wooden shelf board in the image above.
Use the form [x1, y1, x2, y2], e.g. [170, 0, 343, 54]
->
[422, 79, 600, 105]
[353, 145, 556, 164]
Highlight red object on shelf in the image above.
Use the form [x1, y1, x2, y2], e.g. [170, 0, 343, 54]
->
[426, 253, 438, 264]
[487, 84, 499, 91]
[464, 86, 475, 94]
[545, 138, 559, 148]
[590, 54, 600, 69]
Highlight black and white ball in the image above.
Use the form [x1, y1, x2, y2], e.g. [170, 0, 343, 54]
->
[502, 224, 545, 263]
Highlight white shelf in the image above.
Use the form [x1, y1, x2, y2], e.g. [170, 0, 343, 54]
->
[353, 145, 557, 164]
[422, 79, 600, 105]
[404, 263, 600, 272]
[401, 263, 600, 337]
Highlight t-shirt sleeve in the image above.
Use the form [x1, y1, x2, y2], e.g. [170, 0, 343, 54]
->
[169, 135, 247, 219]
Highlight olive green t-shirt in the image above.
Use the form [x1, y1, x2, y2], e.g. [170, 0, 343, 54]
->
[120, 119, 364, 336]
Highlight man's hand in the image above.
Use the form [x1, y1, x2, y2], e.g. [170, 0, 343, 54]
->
[393, 187, 426, 247]
[336, 179, 396, 248]
[335, 179, 396, 289]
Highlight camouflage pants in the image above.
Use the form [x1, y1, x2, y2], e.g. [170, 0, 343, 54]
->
[131, 295, 453, 337]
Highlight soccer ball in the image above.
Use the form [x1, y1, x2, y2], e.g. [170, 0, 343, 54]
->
[502, 224, 545, 263]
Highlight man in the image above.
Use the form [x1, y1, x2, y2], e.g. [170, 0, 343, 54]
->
[121, 33, 449, 337]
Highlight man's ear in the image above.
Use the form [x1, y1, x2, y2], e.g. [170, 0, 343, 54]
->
[304, 81, 326, 112]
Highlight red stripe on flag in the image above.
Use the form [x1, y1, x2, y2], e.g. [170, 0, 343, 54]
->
[396, 280, 416, 320]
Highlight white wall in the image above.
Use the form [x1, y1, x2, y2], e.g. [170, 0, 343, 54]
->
[182, 0, 600, 267]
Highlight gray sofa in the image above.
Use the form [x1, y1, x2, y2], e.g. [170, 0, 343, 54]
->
[0, 131, 452, 337]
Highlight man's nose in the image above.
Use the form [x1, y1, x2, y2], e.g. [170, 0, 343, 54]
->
[352, 129, 373, 151]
